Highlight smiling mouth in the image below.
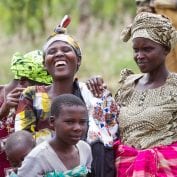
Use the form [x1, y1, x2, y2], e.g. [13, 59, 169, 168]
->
[137, 62, 147, 65]
[55, 61, 67, 67]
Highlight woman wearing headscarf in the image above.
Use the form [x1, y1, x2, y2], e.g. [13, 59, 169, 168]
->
[135, 0, 177, 73]
[0, 50, 52, 177]
[113, 12, 177, 176]
[15, 15, 119, 177]
[86, 11, 177, 177]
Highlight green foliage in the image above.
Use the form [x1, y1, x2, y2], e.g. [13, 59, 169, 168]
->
[90, 0, 136, 24]
[0, 0, 25, 34]
[0, 0, 136, 36]
[76, 26, 139, 93]
[0, 0, 57, 39]
[0, 0, 138, 92]
[118, 0, 136, 16]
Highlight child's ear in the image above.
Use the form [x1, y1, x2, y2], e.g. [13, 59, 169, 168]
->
[49, 116, 55, 130]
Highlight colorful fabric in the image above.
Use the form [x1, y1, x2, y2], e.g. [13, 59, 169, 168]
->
[114, 140, 177, 177]
[114, 70, 177, 176]
[11, 50, 52, 84]
[43, 34, 81, 60]
[0, 98, 14, 177]
[44, 165, 88, 177]
[15, 85, 53, 144]
[15, 80, 119, 146]
[43, 16, 81, 60]
[121, 12, 177, 49]
[89, 90, 118, 146]
[0, 100, 15, 139]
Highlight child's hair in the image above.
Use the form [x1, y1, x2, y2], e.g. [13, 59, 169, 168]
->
[5, 130, 35, 170]
[51, 94, 86, 117]
[5, 130, 35, 156]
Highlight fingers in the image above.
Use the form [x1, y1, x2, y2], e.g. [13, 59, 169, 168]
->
[86, 75, 106, 98]
[86, 80, 93, 91]
[5, 87, 24, 108]
[92, 77, 103, 97]
[6, 95, 20, 107]
[95, 75, 105, 89]
[9, 87, 24, 98]
[91, 78, 100, 97]
[11, 87, 24, 94]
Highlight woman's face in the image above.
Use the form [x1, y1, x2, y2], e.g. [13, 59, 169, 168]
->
[132, 37, 169, 73]
[44, 41, 80, 80]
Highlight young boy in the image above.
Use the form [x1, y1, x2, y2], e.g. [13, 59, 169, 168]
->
[17, 94, 92, 177]
[4, 130, 35, 176]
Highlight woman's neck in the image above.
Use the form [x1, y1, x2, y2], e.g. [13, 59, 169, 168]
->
[48, 78, 74, 98]
[136, 68, 169, 90]
[145, 69, 169, 83]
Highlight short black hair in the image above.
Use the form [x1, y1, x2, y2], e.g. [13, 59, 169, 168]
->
[51, 94, 87, 117]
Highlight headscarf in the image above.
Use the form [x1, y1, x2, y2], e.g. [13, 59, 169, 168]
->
[11, 50, 52, 84]
[136, 0, 151, 5]
[135, 0, 155, 13]
[121, 12, 177, 49]
[43, 15, 81, 60]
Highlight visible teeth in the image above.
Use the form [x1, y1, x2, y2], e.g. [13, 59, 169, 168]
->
[55, 61, 66, 67]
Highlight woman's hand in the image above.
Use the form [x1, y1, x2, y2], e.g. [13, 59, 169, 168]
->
[86, 76, 107, 98]
[0, 87, 24, 118]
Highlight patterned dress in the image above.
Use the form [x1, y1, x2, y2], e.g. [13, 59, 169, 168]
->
[114, 71, 177, 177]
[0, 88, 15, 177]
[15, 80, 119, 146]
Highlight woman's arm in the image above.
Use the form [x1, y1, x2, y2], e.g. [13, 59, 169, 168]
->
[0, 87, 24, 119]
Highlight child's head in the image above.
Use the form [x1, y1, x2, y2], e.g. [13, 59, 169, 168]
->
[5, 130, 35, 168]
[50, 94, 88, 145]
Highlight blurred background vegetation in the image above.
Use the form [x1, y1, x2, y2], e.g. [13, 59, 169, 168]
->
[0, 0, 139, 94]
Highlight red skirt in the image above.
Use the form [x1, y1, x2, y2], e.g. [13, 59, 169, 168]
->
[114, 140, 177, 177]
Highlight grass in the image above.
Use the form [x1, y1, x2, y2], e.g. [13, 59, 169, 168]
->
[76, 23, 139, 94]
[0, 20, 139, 95]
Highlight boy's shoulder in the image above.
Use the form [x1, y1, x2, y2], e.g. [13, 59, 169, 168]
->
[77, 140, 90, 146]
[26, 141, 49, 158]
[77, 140, 91, 151]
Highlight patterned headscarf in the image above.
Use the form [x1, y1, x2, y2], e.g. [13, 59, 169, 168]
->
[11, 50, 52, 84]
[121, 12, 177, 49]
[136, 0, 151, 5]
[43, 15, 81, 60]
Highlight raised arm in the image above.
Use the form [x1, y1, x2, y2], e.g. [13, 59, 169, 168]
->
[0, 87, 24, 119]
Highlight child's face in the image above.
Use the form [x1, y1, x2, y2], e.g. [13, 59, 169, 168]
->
[54, 105, 88, 145]
[6, 146, 32, 168]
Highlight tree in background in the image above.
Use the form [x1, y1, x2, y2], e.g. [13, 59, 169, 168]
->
[0, 0, 136, 42]
[0, 0, 56, 42]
